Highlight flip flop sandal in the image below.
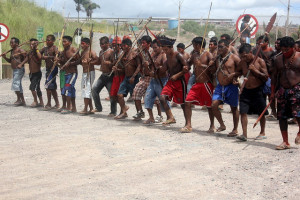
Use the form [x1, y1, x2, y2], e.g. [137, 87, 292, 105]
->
[162, 119, 176, 125]
[227, 132, 238, 137]
[179, 127, 192, 133]
[275, 144, 291, 150]
[255, 135, 267, 140]
[61, 109, 71, 114]
[236, 135, 247, 141]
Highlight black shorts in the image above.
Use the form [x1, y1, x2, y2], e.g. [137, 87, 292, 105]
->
[239, 86, 268, 115]
[29, 71, 42, 97]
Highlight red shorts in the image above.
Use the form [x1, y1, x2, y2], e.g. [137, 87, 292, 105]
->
[161, 79, 186, 104]
[184, 72, 191, 85]
[185, 82, 214, 107]
[110, 75, 125, 97]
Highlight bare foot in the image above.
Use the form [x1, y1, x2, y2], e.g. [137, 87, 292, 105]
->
[71, 109, 77, 113]
[79, 110, 88, 115]
[114, 113, 128, 120]
[14, 101, 23, 106]
[276, 142, 291, 150]
[216, 126, 226, 132]
[207, 127, 216, 134]
[143, 118, 155, 125]
[31, 102, 38, 108]
[162, 118, 176, 125]
[179, 126, 192, 133]
[227, 130, 238, 137]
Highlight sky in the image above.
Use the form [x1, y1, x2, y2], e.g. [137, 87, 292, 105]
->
[33, 0, 300, 24]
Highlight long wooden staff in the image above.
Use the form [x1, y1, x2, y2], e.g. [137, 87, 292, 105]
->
[0, 41, 30, 57]
[108, 17, 152, 76]
[87, 23, 94, 79]
[200, 2, 212, 53]
[253, 99, 272, 128]
[46, 14, 69, 81]
[195, 21, 254, 81]
[239, 12, 277, 94]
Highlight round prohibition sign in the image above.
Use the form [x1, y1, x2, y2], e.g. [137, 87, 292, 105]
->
[0, 23, 10, 42]
[235, 14, 259, 37]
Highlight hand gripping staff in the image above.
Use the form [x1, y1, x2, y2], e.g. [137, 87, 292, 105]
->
[45, 14, 70, 85]
[108, 17, 152, 77]
[239, 13, 277, 95]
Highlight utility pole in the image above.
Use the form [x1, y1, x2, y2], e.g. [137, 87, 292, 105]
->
[285, 0, 290, 36]
[177, 0, 184, 42]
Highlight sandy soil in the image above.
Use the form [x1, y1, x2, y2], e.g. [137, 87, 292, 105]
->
[0, 34, 299, 200]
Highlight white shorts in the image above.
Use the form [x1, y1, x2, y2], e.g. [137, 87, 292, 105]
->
[81, 71, 95, 98]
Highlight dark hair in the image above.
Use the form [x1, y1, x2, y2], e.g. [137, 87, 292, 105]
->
[177, 43, 185, 49]
[218, 39, 230, 47]
[47, 34, 56, 41]
[81, 37, 90, 44]
[11, 37, 20, 44]
[100, 36, 109, 44]
[257, 35, 269, 43]
[192, 37, 206, 48]
[220, 34, 230, 41]
[209, 39, 217, 46]
[295, 40, 300, 46]
[211, 36, 218, 42]
[122, 38, 132, 46]
[30, 38, 38, 42]
[276, 38, 282, 42]
[63, 36, 73, 43]
[243, 15, 251, 21]
[280, 36, 295, 48]
[141, 35, 152, 44]
[239, 43, 252, 54]
[152, 39, 160, 47]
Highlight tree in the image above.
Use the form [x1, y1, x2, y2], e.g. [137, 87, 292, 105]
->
[74, 0, 89, 22]
[83, 0, 100, 20]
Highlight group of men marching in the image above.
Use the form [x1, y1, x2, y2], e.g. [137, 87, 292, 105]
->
[2, 29, 300, 150]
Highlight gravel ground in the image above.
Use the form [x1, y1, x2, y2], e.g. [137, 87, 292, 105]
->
[0, 32, 299, 200]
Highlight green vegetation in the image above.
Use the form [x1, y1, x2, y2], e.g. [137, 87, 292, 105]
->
[0, 0, 114, 63]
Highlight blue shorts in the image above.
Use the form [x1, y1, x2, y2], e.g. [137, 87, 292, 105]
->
[212, 83, 239, 107]
[262, 77, 271, 95]
[45, 66, 58, 90]
[61, 73, 77, 98]
[117, 75, 140, 97]
[144, 77, 168, 110]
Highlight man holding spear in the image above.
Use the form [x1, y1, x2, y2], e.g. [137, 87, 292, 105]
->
[2, 37, 27, 106]
[236, 43, 269, 141]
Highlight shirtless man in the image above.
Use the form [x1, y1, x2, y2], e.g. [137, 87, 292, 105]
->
[2, 37, 26, 106]
[132, 35, 153, 120]
[114, 38, 141, 119]
[18, 38, 44, 107]
[40, 35, 59, 110]
[90, 36, 116, 116]
[211, 39, 241, 137]
[78, 38, 98, 114]
[158, 35, 189, 125]
[143, 39, 168, 124]
[58, 36, 78, 114]
[253, 35, 277, 118]
[181, 37, 215, 133]
[110, 36, 125, 117]
[220, 34, 238, 55]
[236, 44, 269, 141]
[271, 36, 300, 150]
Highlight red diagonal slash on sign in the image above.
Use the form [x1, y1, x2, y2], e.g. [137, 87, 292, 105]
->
[0, 23, 10, 42]
[0, 32, 7, 39]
